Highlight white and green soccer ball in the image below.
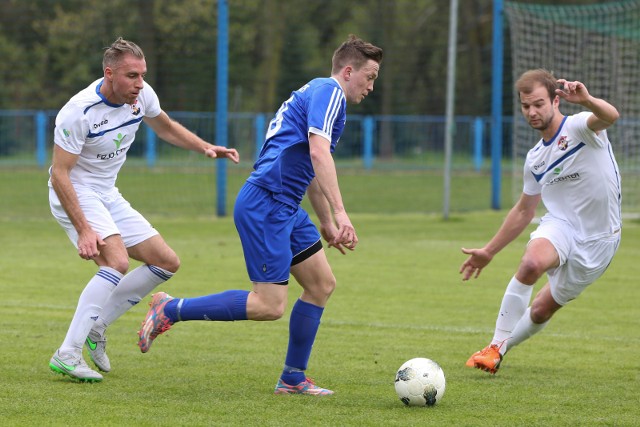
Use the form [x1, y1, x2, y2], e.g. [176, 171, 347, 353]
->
[394, 357, 446, 406]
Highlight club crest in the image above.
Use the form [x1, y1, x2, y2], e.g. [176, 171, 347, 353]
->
[131, 100, 141, 116]
[557, 135, 569, 151]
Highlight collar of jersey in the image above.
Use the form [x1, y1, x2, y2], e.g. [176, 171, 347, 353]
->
[96, 79, 126, 108]
[542, 115, 568, 146]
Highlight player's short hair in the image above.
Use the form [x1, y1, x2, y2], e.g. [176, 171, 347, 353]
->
[331, 34, 383, 74]
[103, 37, 145, 71]
[515, 68, 558, 101]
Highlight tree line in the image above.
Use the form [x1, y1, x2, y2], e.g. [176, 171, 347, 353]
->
[0, 0, 606, 117]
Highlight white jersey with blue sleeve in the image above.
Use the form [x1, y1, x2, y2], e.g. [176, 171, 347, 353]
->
[522, 112, 622, 241]
[49, 78, 161, 193]
[247, 77, 347, 207]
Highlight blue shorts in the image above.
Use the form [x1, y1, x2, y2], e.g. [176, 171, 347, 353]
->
[234, 182, 322, 284]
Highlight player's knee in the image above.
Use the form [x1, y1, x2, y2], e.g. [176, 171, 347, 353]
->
[517, 257, 546, 282]
[158, 253, 180, 274]
[529, 304, 552, 324]
[262, 302, 287, 320]
[107, 255, 130, 274]
[322, 275, 337, 298]
[307, 275, 336, 303]
[268, 307, 286, 321]
[166, 255, 180, 273]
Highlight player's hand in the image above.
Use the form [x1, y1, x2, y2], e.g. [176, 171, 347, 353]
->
[555, 79, 590, 105]
[459, 247, 493, 281]
[331, 211, 358, 253]
[204, 145, 240, 163]
[77, 229, 105, 260]
[320, 223, 344, 254]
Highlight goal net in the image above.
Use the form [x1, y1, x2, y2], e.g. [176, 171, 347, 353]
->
[504, 0, 640, 215]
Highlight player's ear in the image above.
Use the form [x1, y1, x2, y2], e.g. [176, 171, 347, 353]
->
[343, 66, 353, 81]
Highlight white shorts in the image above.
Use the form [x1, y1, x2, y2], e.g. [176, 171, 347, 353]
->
[529, 215, 620, 306]
[49, 185, 158, 249]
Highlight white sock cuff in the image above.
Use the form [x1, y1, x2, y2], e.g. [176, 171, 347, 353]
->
[96, 266, 124, 286]
[147, 265, 174, 282]
[506, 276, 533, 297]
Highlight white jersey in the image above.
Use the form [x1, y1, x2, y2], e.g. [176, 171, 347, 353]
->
[49, 78, 162, 193]
[523, 111, 622, 242]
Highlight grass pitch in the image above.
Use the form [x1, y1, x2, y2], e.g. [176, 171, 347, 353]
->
[1, 210, 639, 426]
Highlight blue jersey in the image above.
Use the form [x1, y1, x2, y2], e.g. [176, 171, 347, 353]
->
[247, 77, 346, 207]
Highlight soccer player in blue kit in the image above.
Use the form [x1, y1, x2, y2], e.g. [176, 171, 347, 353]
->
[138, 34, 383, 395]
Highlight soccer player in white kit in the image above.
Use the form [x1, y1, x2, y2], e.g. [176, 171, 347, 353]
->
[48, 37, 239, 382]
[459, 69, 621, 374]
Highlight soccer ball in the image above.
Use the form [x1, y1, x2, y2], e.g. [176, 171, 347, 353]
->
[394, 358, 446, 406]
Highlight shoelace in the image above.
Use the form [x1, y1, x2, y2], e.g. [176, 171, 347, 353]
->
[483, 339, 507, 355]
[479, 345, 498, 356]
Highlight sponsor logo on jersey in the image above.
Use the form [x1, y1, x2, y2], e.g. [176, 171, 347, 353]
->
[96, 147, 128, 160]
[113, 133, 125, 149]
[533, 161, 546, 171]
[92, 119, 109, 130]
[557, 135, 569, 151]
[96, 133, 128, 160]
[547, 172, 580, 185]
[63, 129, 71, 138]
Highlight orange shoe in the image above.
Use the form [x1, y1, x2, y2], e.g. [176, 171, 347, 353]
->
[138, 292, 175, 353]
[465, 343, 503, 374]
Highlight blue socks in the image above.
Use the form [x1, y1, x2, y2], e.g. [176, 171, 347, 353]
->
[163, 293, 324, 386]
[164, 290, 249, 322]
[281, 299, 324, 385]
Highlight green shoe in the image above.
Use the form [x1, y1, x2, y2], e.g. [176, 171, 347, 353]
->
[86, 329, 110, 372]
[49, 350, 103, 382]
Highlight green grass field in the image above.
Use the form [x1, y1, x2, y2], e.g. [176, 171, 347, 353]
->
[0, 165, 517, 219]
[2, 215, 639, 426]
[1, 167, 639, 426]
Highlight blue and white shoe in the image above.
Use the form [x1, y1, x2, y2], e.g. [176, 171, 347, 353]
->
[274, 377, 334, 395]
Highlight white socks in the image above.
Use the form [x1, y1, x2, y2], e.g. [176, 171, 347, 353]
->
[508, 307, 549, 351]
[93, 264, 173, 335]
[491, 277, 533, 354]
[60, 267, 122, 355]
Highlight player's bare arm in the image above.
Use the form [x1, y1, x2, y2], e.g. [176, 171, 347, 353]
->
[307, 178, 346, 255]
[460, 193, 540, 280]
[144, 112, 239, 163]
[555, 79, 619, 132]
[50, 145, 105, 260]
[309, 133, 357, 251]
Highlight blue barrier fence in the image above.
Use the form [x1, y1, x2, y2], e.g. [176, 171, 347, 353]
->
[0, 110, 514, 171]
